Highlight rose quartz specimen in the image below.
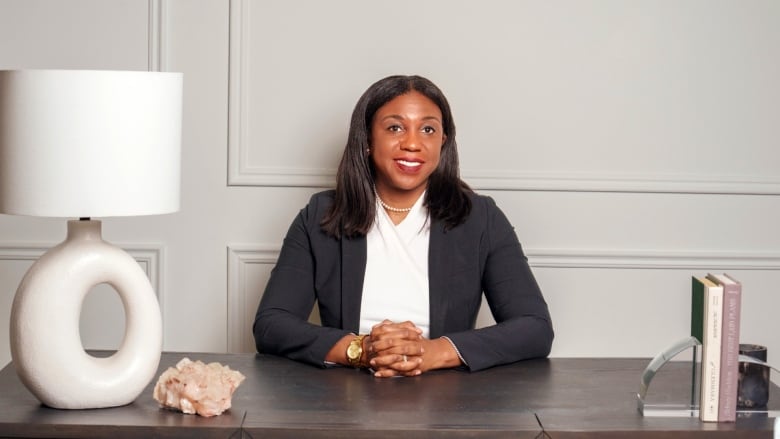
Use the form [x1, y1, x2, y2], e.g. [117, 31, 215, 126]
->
[153, 357, 246, 417]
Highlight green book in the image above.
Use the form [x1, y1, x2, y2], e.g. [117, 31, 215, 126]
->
[691, 276, 705, 343]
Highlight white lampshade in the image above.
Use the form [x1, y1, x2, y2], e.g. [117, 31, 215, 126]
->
[0, 69, 182, 218]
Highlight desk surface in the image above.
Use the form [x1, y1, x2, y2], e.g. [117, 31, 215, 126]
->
[0, 352, 777, 438]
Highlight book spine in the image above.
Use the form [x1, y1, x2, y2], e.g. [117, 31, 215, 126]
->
[700, 283, 723, 422]
[717, 281, 741, 422]
[691, 277, 704, 343]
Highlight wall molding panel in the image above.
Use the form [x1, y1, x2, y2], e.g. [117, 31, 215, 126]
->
[224, 244, 780, 353]
[464, 171, 780, 195]
[226, 245, 279, 353]
[228, 154, 780, 194]
[527, 249, 780, 270]
[227, 0, 335, 188]
[0, 242, 166, 316]
[223, 245, 780, 272]
[225, 0, 780, 195]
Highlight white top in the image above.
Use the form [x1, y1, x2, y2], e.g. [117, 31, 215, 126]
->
[359, 193, 431, 338]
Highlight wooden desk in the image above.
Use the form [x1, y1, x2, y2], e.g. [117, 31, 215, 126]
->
[0, 353, 777, 438]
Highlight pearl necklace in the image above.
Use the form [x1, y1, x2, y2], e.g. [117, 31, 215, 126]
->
[375, 192, 413, 213]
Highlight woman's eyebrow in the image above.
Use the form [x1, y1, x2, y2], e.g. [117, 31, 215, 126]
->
[379, 114, 442, 123]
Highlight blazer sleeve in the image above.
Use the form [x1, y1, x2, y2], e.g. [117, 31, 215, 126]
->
[252, 193, 349, 367]
[445, 196, 554, 372]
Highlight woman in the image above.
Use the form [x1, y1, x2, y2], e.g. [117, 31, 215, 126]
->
[253, 75, 553, 377]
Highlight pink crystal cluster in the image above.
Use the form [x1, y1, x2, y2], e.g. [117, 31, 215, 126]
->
[153, 357, 246, 417]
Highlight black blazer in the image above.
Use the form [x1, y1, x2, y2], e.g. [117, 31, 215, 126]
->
[253, 190, 553, 371]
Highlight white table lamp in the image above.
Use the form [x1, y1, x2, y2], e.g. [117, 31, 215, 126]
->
[0, 69, 182, 409]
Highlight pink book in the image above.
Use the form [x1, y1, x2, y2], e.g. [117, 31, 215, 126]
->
[707, 273, 742, 422]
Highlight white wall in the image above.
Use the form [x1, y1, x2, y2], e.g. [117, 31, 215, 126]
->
[1, 0, 779, 372]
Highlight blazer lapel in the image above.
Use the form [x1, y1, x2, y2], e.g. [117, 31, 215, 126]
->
[340, 234, 366, 333]
[428, 220, 448, 338]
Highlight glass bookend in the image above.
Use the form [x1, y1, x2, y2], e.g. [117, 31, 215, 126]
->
[637, 336, 701, 417]
[638, 337, 780, 418]
[735, 355, 780, 419]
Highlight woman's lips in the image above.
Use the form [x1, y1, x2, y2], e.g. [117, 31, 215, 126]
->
[395, 159, 422, 173]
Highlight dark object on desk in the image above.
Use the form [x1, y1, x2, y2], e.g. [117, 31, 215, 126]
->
[738, 343, 770, 409]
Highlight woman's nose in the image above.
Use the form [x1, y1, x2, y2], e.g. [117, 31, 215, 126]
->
[400, 132, 422, 151]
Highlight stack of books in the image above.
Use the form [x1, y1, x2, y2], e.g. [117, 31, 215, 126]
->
[691, 273, 742, 422]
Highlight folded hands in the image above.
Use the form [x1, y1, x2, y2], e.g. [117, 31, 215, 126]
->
[366, 320, 460, 378]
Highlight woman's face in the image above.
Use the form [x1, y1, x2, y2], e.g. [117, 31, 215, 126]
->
[369, 91, 446, 203]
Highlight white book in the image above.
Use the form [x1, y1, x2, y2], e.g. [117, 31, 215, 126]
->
[698, 276, 724, 422]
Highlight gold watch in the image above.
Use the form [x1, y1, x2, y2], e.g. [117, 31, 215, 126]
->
[346, 334, 366, 368]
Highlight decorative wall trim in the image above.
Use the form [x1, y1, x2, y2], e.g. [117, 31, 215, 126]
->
[227, 0, 248, 188]
[228, 164, 780, 194]
[223, 246, 780, 275]
[229, 150, 780, 193]
[225, 3, 779, 194]
[223, 244, 780, 352]
[0, 242, 166, 325]
[226, 245, 279, 353]
[464, 171, 780, 195]
[228, 1, 333, 188]
[526, 249, 780, 270]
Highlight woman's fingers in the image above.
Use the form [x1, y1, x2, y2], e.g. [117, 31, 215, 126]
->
[371, 351, 421, 367]
[369, 321, 422, 352]
[371, 354, 423, 377]
[371, 321, 422, 339]
[369, 331, 424, 353]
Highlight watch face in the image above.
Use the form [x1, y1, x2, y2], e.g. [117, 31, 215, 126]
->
[347, 344, 360, 359]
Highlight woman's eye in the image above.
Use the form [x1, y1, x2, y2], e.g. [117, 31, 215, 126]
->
[388, 125, 402, 132]
[422, 126, 436, 134]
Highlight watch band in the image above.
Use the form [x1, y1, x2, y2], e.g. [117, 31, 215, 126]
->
[346, 334, 367, 368]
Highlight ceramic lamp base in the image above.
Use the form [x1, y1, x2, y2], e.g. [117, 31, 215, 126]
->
[9, 219, 162, 409]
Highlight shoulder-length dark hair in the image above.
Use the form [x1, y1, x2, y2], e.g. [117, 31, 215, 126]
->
[321, 75, 472, 239]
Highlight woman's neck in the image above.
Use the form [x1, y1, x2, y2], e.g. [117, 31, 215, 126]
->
[374, 186, 425, 212]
